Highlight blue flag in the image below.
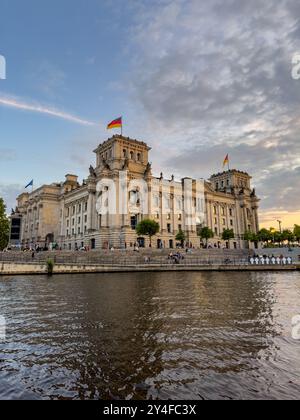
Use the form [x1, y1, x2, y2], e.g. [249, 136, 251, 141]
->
[25, 179, 33, 189]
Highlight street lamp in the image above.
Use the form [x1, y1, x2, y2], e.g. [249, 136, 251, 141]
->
[277, 220, 282, 233]
[270, 227, 276, 244]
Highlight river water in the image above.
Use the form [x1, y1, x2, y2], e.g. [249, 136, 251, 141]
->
[0, 271, 299, 400]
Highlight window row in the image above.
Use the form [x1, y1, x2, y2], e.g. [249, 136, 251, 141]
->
[123, 149, 143, 161]
[66, 215, 88, 227]
[213, 206, 234, 217]
[66, 226, 88, 236]
[65, 202, 88, 217]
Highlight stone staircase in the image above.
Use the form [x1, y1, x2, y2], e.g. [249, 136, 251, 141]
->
[0, 249, 251, 266]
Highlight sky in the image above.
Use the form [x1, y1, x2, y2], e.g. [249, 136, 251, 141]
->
[0, 0, 300, 229]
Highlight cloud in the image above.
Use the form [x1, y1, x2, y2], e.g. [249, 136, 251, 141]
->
[0, 148, 17, 161]
[0, 183, 24, 213]
[30, 60, 67, 99]
[123, 0, 300, 221]
[0, 94, 96, 126]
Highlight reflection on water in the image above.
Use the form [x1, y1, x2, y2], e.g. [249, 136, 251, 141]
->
[0, 271, 300, 400]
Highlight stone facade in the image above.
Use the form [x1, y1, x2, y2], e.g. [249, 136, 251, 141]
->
[13, 135, 260, 250]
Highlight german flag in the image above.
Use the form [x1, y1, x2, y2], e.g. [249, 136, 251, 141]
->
[223, 154, 229, 168]
[107, 117, 122, 130]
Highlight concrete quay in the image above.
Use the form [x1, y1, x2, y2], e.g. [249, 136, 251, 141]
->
[0, 261, 299, 276]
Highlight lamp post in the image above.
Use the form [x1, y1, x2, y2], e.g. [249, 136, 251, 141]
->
[270, 228, 276, 245]
[277, 220, 282, 233]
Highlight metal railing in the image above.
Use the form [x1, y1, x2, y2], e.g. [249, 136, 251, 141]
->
[0, 252, 250, 266]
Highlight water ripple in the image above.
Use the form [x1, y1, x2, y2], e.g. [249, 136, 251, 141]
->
[0, 271, 299, 400]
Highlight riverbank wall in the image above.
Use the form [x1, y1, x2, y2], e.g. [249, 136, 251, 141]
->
[0, 262, 299, 275]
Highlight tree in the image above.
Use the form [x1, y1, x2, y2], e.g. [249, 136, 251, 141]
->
[294, 225, 300, 243]
[281, 229, 294, 245]
[136, 219, 160, 247]
[0, 197, 10, 251]
[244, 230, 255, 242]
[258, 228, 272, 244]
[222, 229, 235, 247]
[175, 230, 186, 247]
[244, 230, 258, 249]
[198, 227, 214, 247]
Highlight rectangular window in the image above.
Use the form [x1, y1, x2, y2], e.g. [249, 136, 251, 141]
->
[177, 198, 182, 210]
[167, 224, 171, 233]
[153, 195, 159, 207]
[131, 216, 137, 230]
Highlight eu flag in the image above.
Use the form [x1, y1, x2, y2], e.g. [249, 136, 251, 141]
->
[25, 180, 33, 189]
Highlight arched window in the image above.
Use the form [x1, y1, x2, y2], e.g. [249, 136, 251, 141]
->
[130, 151, 134, 160]
[137, 153, 141, 161]
[123, 149, 127, 158]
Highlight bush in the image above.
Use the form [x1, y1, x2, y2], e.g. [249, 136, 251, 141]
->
[46, 258, 54, 275]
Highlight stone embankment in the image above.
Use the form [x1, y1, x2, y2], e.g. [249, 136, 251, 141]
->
[0, 249, 299, 275]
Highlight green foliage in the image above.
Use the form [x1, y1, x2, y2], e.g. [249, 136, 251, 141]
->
[0, 197, 10, 251]
[175, 230, 186, 244]
[136, 219, 160, 246]
[46, 258, 54, 275]
[244, 230, 258, 242]
[258, 228, 272, 243]
[281, 229, 294, 243]
[257, 227, 298, 245]
[222, 229, 235, 241]
[198, 227, 214, 246]
[294, 225, 300, 242]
